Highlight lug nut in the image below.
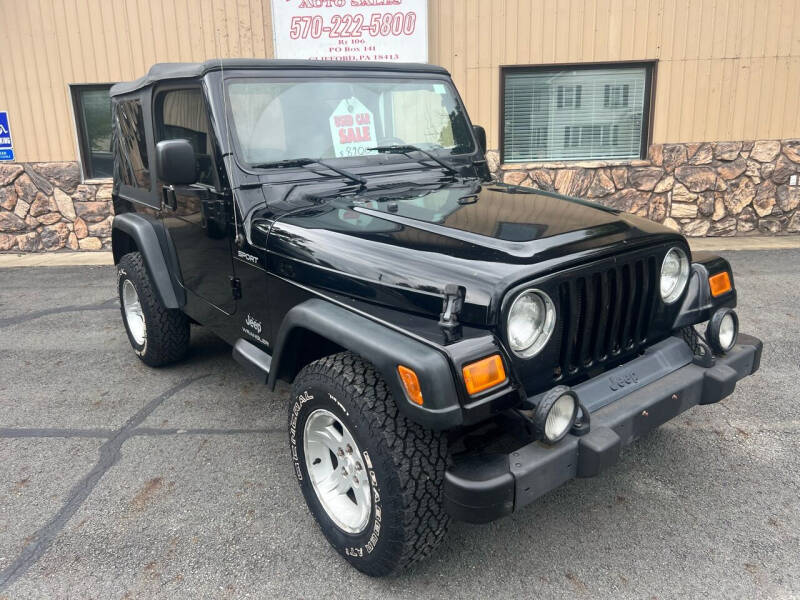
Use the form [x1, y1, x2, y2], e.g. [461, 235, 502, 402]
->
[345, 444, 353, 454]
[353, 476, 359, 485]
[337, 448, 344, 457]
[355, 462, 363, 471]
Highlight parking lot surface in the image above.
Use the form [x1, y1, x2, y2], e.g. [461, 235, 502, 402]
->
[0, 250, 798, 599]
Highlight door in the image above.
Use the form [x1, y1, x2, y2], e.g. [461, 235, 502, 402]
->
[155, 87, 236, 316]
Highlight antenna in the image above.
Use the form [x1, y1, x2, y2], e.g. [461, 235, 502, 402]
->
[213, 24, 242, 246]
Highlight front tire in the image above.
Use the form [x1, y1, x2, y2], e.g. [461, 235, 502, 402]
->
[289, 352, 449, 576]
[117, 251, 190, 367]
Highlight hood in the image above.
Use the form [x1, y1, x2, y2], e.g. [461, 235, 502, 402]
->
[261, 181, 684, 325]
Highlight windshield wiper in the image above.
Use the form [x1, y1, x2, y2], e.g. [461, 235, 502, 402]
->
[369, 145, 459, 176]
[251, 158, 366, 188]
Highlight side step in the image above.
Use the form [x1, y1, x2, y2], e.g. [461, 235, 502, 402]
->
[232, 338, 272, 383]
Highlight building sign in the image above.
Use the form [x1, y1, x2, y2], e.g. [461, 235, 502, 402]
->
[271, 0, 428, 63]
[0, 111, 13, 161]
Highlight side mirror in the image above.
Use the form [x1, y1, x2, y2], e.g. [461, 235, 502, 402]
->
[472, 125, 487, 155]
[156, 139, 196, 185]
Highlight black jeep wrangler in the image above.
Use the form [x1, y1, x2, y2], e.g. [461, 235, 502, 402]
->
[110, 59, 762, 576]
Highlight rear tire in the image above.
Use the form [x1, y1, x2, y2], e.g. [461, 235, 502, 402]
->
[289, 352, 449, 576]
[117, 251, 189, 366]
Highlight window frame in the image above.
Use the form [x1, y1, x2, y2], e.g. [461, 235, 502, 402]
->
[499, 61, 656, 165]
[70, 83, 115, 180]
[152, 83, 224, 192]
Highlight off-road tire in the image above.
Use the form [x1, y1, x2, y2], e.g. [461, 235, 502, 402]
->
[289, 352, 449, 576]
[117, 251, 190, 366]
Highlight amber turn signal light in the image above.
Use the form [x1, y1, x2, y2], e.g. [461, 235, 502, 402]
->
[397, 365, 424, 405]
[462, 354, 507, 396]
[709, 271, 732, 297]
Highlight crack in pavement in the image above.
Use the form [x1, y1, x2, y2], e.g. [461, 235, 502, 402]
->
[0, 375, 208, 592]
[0, 427, 281, 439]
[0, 428, 114, 439]
[0, 298, 118, 328]
[133, 427, 280, 436]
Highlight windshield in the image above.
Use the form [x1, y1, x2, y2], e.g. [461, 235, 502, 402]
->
[226, 77, 475, 165]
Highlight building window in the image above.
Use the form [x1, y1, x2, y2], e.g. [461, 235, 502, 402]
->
[556, 85, 582, 109]
[604, 83, 630, 108]
[502, 63, 652, 163]
[71, 85, 114, 179]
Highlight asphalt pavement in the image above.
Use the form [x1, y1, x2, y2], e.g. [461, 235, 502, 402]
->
[0, 250, 798, 599]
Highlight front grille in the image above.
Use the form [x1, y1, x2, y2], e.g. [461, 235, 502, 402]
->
[555, 253, 659, 378]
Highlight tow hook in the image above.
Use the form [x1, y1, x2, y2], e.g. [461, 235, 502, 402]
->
[682, 326, 715, 367]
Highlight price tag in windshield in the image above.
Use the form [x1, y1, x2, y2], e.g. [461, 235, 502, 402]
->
[329, 97, 376, 158]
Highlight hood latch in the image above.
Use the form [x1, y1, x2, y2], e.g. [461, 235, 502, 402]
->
[439, 284, 466, 343]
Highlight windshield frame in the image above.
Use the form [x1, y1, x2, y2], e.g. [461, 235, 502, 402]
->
[222, 71, 479, 176]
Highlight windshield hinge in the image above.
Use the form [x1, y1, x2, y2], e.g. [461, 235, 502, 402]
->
[230, 276, 242, 300]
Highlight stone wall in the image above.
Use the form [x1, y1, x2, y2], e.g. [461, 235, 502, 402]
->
[2, 142, 800, 252]
[489, 139, 800, 236]
[0, 163, 112, 251]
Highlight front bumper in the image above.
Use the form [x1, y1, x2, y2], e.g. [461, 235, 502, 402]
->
[444, 333, 763, 523]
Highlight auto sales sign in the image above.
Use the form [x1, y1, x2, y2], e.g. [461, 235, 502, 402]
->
[271, 0, 428, 63]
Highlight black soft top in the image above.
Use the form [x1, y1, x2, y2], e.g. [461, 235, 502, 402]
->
[110, 58, 450, 97]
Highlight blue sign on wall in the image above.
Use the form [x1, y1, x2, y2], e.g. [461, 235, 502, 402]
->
[0, 111, 14, 161]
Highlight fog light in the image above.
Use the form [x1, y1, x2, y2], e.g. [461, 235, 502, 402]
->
[534, 386, 578, 444]
[706, 308, 739, 354]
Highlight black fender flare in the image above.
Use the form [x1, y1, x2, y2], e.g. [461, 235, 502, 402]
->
[269, 298, 464, 430]
[111, 213, 185, 309]
[674, 252, 737, 329]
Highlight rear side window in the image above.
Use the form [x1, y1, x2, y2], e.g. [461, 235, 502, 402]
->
[155, 89, 216, 187]
[113, 99, 150, 188]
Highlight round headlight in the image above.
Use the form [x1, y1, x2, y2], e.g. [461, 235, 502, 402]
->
[534, 386, 578, 444]
[706, 308, 739, 354]
[660, 247, 690, 304]
[507, 289, 556, 358]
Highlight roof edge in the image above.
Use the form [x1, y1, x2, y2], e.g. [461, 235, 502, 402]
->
[110, 59, 450, 96]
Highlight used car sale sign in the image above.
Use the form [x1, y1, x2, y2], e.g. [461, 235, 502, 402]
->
[329, 97, 376, 157]
[271, 0, 428, 63]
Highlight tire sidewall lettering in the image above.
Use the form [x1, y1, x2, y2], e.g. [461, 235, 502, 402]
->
[291, 386, 382, 560]
[361, 449, 381, 555]
[290, 390, 314, 482]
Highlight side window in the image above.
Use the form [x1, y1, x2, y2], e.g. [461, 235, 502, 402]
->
[113, 99, 149, 188]
[156, 88, 216, 187]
